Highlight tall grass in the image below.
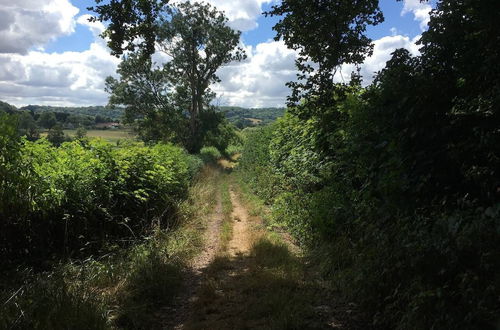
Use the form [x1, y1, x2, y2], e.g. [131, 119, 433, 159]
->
[219, 178, 234, 252]
[0, 164, 221, 329]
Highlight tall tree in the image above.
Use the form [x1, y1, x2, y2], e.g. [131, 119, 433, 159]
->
[158, 1, 245, 151]
[266, 0, 384, 112]
[93, 1, 245, 153]
[88, 0, 170, 57]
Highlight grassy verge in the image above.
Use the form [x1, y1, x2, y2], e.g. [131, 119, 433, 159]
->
[0, 165, 220, 329]
[219, 178, 234, 252]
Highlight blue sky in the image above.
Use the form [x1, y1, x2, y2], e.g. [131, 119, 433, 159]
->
[0, 0, 433, 107]
[45, 1, 427, 53]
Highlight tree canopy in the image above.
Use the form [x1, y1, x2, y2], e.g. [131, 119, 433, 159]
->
[265, 0, 384, 110]
[88, 0, 170, 57]
[96, 1, 244, 153]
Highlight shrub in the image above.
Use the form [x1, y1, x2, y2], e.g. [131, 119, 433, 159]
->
[0, 116, 199, 267]
[198, 146, 222, 163]
[239, 88, 500, 328]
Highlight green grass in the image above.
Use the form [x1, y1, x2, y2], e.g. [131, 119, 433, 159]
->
[235, 173, 271, 219]
[0, 165, 220, 329]
[188, 234, 317, 330]
[219, 177, 233, 253]
[41, 129, 137, 143]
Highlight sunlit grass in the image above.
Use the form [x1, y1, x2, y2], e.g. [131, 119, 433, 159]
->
[40, 129, 137, 143]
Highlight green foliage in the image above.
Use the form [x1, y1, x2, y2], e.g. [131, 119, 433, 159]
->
[266, 0, 383, 107]
[1, 163, 221, 329]
[103, 1, 245, 153]
[47, 124, 67, 146]
[238, 125, 280, 202]
[75, 126, 87, 140]
[225, 144, 242, 157]
[88, 0, 170, 57]
[0, 100, 17, 113]
[38, 111, 57, 129]
[199, 146, 222, 164]
[0, 114, 200, 267]
[240, 1, 500, 327]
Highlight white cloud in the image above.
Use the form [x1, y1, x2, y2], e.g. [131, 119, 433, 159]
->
[212, 40, 298, 108]
[211, 34, 421, 108]
[173, 0, 275, 32]
[0, 0, 79, 54]
[207, 0, 273, 31]
[0, 14, 120, 106]
[401, 0, 432, 31]
[1, 33, 421, 108]
[334, 34, 421, 86]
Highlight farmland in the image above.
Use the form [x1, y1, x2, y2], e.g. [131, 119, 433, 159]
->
[41, 128, 136, 143]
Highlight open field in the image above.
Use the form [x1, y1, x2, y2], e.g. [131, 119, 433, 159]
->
[42, 129, 137, 143]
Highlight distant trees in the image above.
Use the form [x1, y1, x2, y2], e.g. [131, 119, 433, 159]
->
[47, 124, 66, 146]
[0, 100, 128, 143]
[37, 111, 57, 129]
[94, 1, 244, 153]
[75, 127, 87, 140]
[0, 101, 17, 114]
[17, 111, 39, 141]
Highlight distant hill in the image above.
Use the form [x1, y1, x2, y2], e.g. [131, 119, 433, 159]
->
[20, 105, 124, 121]
[1, 101, 285, 128]
[218, 106, 285, 128]
[0, 101, 17, 114]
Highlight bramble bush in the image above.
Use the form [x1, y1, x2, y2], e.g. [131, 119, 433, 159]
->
[239, 63, 500, 330]
[0, 115, 202, 267]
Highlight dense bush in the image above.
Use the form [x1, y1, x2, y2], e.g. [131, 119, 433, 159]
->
[0, 117, 201, 267]
[239, 1, 500, 326]
[241, 97, 500, 330]
[238, 126, 280, 202]
[198, 146, 222, 164]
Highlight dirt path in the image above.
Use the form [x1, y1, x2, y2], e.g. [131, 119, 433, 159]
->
[164, 179, 365, 329]
[192, 197, 224, 269]
[228, 189, 253, 256]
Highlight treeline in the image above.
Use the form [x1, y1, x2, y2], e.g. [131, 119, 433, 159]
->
[1, 101, 285, 133]
[0, 112, 203, 268]
[220, 106, 285, 128]
[0, 101, 122, 145]
[239, 1, 499, 329]
[21, 105, 124, 121]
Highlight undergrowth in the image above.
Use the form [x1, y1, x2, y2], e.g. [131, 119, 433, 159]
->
[0, 165, 220, 329]
[218, 176, 234, 253]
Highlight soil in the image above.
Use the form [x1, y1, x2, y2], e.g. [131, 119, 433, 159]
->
[228, 189, 253, 256]
[162, 179, 366, 330]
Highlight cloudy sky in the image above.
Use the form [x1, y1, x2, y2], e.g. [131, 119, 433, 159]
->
[0, 0, 434, 108]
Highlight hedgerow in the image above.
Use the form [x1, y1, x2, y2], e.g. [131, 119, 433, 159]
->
[239, 86, 500, 328]
[0, 115, 201, 267]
